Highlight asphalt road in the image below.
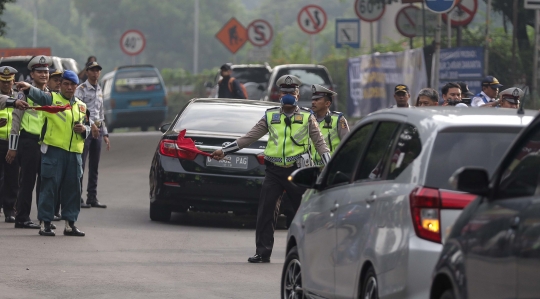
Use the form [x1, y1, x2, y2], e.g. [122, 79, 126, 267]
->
[0, 131, 287, 299]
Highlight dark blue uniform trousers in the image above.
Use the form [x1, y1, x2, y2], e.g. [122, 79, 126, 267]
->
[81, 128, 102, 201]
[38, 146, 82, 222]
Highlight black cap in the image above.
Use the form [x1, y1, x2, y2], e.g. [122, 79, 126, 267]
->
[457, 82, 474, 97]
[86, 61, 102, 70]
[394, 84, 409, 94]
[481, 76, 503, 88]
[220, 63, 232, 71]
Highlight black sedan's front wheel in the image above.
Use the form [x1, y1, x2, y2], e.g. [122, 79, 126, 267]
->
[281, 246, 303, 299]
[361, 267, 378, 299]
[150, 202, 171, 222]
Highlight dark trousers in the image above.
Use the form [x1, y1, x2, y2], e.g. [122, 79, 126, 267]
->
[81, 129, 102, 202]
[0, 140, 19, 217]
[15, 136, 40, 222]
[38, 146, 82, 222]
[255, 162, 306, 258]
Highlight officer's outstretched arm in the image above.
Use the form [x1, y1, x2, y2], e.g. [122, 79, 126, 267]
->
[25, 86, 53, 106]
[212, 117, 269, 160]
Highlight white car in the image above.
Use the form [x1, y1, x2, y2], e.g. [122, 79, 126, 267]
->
[282, 107, 537, 299]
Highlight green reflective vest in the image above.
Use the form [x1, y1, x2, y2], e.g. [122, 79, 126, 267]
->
[264, 108, 311, 167]
[312, 112, 341, 166]
[42, 93, 87, 153]
[20, 97, 44, 136]
[0, 106, 13, 140]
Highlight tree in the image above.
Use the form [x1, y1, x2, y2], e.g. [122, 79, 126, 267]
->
[490, 0, 533, 51]
[0, 0, 15, 36]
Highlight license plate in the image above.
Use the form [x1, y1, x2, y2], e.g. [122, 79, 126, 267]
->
[130, 100, 148, 106]
[205, 155, 248, 169]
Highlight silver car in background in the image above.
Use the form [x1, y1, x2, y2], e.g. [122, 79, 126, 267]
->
[282, 107, 537, 299]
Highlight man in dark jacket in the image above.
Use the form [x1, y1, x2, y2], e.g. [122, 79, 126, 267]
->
[217, 64, 246, 99]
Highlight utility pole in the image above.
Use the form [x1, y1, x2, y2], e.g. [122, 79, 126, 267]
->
[512, 0, 518, 84]
[32, 1, 37, 47]
[193, 0, 199, 74]
[432, 14, 442, 91]
[484, 0, 491, 76]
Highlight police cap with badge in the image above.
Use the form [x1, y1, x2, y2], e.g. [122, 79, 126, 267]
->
[28, 55, 52, 71]
[499, 87, 524, 104]
[312, 84, 337, 101]
[276, 75, 301, 93]
[0, 66, 17, 82]
[49, 68, 62, 78]
[86, 61, 102, 71]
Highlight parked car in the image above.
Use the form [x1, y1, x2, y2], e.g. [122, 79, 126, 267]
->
[0, 55, 79, 82]
[430, 112, 540, 299]
[209, 63, 272, 100]
[283, 107, 537, 299]
[262, 64, 335, 109]
[100, 64, 167, 132]
[149, 98, 280, 222]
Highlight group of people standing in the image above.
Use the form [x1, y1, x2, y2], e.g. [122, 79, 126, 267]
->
[392, 76, 524, 109]
[0, 55, 109, 237]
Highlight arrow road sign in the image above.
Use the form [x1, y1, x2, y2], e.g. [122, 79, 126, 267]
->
[525, 0, 540, 9]
[247, 19, 273, 47]
[425, 0, 457, 13]
[335, 19, 360, 48]
[297, 5, 327, 34]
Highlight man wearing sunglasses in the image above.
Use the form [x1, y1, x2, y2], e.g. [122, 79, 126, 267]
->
[471, 76, 502, 107]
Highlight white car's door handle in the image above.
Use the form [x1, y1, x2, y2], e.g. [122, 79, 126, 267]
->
[365, 194, 377, 204]
[330, 203, 339, 213]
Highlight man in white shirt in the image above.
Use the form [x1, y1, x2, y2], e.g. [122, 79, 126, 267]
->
[470, 76, 502, 107]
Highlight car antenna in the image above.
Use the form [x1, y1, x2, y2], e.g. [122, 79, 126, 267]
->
[517, 88, 525, 115]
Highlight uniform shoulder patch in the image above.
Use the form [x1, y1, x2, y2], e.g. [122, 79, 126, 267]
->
[300, 107, 312, 112]
[270, 113, 281, 124]
[78, 84, 86, 89]
[78, 103, 86, 113]
[266, 107, 280, 111]
[331, 110, 343, 116]
[340, 117, 348, 129]
[17, 93, 24, 100]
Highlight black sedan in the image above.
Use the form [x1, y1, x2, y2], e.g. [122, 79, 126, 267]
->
[430, 112, 540, 299]
[149, 98, 279, 222]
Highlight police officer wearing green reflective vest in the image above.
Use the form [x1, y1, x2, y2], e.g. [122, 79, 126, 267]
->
[0, 66, 21, 223]
[310, 84, 349, 165]
[211, 75, 331, 263]
[8, 56, 53, 229]
[16, 70, 91, 237]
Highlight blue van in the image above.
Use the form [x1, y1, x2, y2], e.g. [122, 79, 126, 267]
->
[100, 65, 167, 132]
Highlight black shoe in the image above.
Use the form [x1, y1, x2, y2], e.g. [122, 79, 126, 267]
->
[50, 223, 57, 230]
[64, 224, 85, 237]
[88, 200, 107, 208]
[247, 254, 270, 263]
[81, 200, 91, 209]
[5, 216, 15, 223]
[15, 221, 40, 229]
[53, 214, 61, 221]
[39, 222, 55, 236]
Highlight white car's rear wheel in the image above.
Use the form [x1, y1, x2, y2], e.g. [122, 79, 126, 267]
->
[361, 267, 378, 299]
[281, 246, 303, 299]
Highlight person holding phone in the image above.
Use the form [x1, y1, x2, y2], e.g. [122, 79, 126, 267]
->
[15, 70, 92, 237]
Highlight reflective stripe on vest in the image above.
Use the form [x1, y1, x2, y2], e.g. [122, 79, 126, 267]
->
[20, 98, 44, 136]
[42, 93, 87, 153]
[264, 110, 310, 166]
[312, 113, 340, 166]
[0, 107, 13, 140]
[475, 92, 488, 104]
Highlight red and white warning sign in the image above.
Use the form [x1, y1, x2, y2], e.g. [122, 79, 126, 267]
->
[297, 5, 327, 35]
[247, 19, 273, 47]
[120, 30, 146, 56]
[395, 6, 420, 38]
[355, 0, 386, 22]
[442, 0, 478, 27]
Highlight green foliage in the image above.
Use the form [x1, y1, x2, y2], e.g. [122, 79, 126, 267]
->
[0, 0, 15, 36]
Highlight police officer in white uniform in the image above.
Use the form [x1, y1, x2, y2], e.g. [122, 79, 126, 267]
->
[212, 75, 331, 263]
[470, 76, 503, 107]
[75, 61, 109, 209]
[498, 87, 524, 109]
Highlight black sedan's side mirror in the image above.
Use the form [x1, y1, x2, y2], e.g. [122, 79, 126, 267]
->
[289, 167, 321, 189]
[160, 123, 171, 133]
[449, 167, 490, 196]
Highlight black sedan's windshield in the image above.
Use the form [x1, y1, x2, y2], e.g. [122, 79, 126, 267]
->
[173, 102, 277, 134]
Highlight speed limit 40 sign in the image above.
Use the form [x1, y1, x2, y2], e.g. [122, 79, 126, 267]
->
[355, 0, 386, 22]
[120, 30, 146, 56]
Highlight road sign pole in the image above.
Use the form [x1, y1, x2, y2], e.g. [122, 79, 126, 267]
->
[432, 14, 442, 90]
[422, 1, 427, 47]
[484, 0, 491, 76]
[193, 0, 199, 74]
[310, 34, 314, 63]
[370, 22, 374, 52]
[533, 10, 539, 100]
[447, 10, 452, 48]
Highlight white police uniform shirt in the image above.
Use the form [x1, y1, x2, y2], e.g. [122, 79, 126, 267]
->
[75, 80, 108, 135]
[470, 91, 493, 107]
